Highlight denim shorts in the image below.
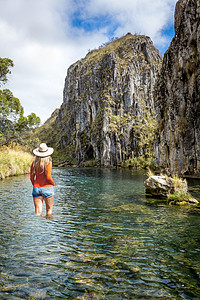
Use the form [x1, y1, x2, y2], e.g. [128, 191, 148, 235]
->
[32, 186, 54, 199]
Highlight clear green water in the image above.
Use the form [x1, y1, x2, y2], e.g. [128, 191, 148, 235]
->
[0, 168, 200, 299]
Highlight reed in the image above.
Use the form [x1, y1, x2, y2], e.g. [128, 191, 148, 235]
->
[167, 174, 190, 203]
[0, 144, 33, 179]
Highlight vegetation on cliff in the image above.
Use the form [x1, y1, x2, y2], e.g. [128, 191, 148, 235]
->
[121, 108, 157, 169]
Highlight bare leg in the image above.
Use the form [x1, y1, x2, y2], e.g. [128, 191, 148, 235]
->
[44, 195, 54, 217]
[33, 196, 43, 216]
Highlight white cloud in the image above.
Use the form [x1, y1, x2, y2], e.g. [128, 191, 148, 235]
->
[0, 0, 177, 123]
[78, 0, 177, 47]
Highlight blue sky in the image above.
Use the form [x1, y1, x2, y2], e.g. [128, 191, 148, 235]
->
[0, 0, 177, 123]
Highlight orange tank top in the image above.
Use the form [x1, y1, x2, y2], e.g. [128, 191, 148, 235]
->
[30, 160, 55, 187]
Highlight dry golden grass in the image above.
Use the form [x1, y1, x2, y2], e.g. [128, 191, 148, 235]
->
[172, 174, 187, 192]
[0, 144, 33, 179]
[147, 168, 155, 177]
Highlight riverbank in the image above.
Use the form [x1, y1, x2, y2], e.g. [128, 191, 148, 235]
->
[0, 145, 33, 179]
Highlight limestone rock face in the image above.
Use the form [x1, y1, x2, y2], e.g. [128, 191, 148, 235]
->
[154, 0, 200, 176]
[56, 34, 162, 166]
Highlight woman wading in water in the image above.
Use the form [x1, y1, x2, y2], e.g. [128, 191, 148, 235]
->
[30, 143, 55, 217]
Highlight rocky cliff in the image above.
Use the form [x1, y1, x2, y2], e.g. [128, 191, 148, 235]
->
[55, 33, 162, 167]
[154, 0, 200, 176]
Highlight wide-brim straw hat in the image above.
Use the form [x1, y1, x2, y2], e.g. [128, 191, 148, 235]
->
[33, 143, 54, 157]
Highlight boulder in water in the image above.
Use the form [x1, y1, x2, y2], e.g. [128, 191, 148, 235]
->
[144, 175, 199, 205]
[144, 175, 180, 197]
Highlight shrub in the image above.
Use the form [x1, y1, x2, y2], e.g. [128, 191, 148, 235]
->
[167, 174, 191, 204]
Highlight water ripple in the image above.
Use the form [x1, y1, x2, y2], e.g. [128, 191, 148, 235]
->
[0, 169, 200, 299]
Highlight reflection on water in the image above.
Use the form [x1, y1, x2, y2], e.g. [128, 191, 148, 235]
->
[0, 168, 200, 299]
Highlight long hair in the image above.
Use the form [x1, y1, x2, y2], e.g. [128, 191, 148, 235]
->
[32, 156, 52, 176]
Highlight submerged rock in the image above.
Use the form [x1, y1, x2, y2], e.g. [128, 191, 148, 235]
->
[188, 197, 199, 204]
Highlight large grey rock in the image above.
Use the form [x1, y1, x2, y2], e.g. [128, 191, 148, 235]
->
[55, 34, 162, 166]
[144, 175, 199, 205]
[144, 175, 188, 197]
[154, 0, 200, 176]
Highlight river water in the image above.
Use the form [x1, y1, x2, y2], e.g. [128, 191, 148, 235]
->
[0, 168, 200, 299]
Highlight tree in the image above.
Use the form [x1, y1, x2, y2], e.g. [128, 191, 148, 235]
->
[16, 113, 41, 132]
[0, 58, 14, 85]
[0, 89, 24, 121]
[27, 113, 41, 128]
[0, 57, 41, 145]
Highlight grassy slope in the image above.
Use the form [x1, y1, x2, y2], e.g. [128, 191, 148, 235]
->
[0, 145, 33, 179]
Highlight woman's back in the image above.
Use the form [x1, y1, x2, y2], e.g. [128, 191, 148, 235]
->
[31, 159, 55, 187]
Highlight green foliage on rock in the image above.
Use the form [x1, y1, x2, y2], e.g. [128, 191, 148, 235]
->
[122, 108, 157, 169]
[167, 174, 194, 205]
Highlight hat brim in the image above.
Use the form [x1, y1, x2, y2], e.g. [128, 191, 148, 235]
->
[33, 147, 54, 157]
